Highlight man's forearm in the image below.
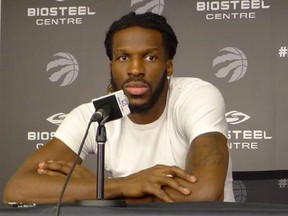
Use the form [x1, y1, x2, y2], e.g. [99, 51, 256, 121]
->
[161, 172, 226, 202]
[4, 173, 136, 204]
[3, 172, 96, 204]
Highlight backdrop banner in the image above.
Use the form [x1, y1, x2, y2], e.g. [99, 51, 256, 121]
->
[1, 0, 288, 202]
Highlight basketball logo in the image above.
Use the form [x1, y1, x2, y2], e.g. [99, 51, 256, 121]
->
[46, 52, 79, 87]
[213, 47, 248, 82]
[131, 0, 164, 15]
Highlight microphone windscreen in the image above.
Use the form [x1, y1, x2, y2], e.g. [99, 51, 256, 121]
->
[92, 90, 130, 122]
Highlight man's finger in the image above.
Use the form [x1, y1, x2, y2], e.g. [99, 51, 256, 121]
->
[160, 176, 191, 195]
[38, 160, 72, 175]
[167, 166, 197, 183]
[37, 168, 65, 177]
[146, 185, 174, 203]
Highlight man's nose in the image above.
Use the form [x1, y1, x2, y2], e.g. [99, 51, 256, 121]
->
[127, 58, 144, 76]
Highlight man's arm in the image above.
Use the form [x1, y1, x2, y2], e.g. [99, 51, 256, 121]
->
[3, 138, 98, 204]
[3, 138, 196, 204]
[162, 132, 229, 202]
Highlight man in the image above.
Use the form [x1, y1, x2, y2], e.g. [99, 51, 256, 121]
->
[3, 12, 235, 204]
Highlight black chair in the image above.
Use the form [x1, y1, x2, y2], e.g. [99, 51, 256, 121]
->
[232, 170, 288, 204]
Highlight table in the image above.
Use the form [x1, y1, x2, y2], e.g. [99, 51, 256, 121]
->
[1, 202, 288, 216]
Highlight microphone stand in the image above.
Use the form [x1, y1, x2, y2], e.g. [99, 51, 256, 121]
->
[76, 117, 126, 207]
[96, 123, 106, 200]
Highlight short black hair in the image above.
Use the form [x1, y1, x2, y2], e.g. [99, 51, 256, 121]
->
[104, 12, 178, 61]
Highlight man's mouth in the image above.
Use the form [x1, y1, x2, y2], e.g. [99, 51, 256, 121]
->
[124, 81, 149, 96]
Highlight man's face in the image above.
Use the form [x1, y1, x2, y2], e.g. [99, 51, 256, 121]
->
[110, 26, 173, 113]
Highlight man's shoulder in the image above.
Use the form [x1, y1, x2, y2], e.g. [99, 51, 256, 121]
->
[168, 77, 223, 107]
[67, 101, 95, 119]
[170, 77, 215, 93]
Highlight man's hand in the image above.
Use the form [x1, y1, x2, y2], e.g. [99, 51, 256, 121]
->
[37, 160, 96, 180]
[3, 139, 99, 204]
[160, 132, 229, 202]
[115, 164, 197, 202]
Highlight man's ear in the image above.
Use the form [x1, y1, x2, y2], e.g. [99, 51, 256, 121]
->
[166, 60, 173, 77]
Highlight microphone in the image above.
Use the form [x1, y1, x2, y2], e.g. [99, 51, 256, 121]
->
[91, 105, 112, 122]
[91, 90, 130, 123]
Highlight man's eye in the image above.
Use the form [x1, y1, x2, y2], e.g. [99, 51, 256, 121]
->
[145, 55, 156, 61]
[119, 56, 128, 61]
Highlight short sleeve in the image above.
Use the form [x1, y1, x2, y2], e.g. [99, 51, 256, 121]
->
[53, 102, 97, 160]
[175, 82, 228, 145]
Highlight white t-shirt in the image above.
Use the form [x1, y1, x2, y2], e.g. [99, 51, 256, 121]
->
[54, 77, 235, 202]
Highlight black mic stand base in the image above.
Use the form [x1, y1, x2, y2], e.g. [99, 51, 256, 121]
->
[75, 199, 126, 207]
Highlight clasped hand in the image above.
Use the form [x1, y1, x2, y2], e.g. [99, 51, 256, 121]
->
[111, 164, 197, 202]
[37, 161, 197, 202]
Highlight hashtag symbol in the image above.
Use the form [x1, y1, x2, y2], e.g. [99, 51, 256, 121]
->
[279, 46, 288, 58]
[278, 179, 288, 188]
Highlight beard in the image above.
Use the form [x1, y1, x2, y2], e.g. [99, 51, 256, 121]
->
[110, 72, 168, 114]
